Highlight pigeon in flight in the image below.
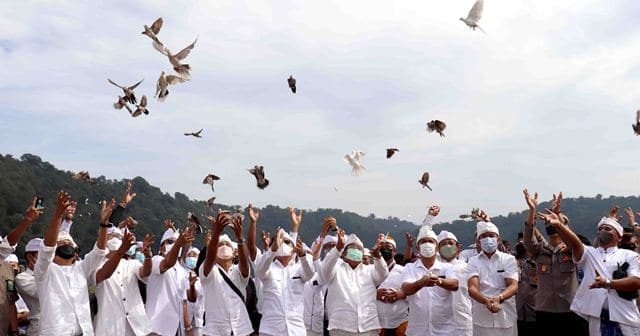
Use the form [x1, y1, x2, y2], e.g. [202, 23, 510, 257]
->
[418, 172, 432, 191]
[427, 120, 447, 137]
[344, 150, 367, 176]
[633, 110, 640, 136]
[108, 78, 144, 104]
[460, 0, 485, 33]
[155, 71, 189, 101]
[287, 75, 297, 94]
[154, 37, 197, 78]
[142, 17, 163, 45]
[248, 165, 270, 190]
[205, 196, 216, 208]
[113, 96, 133, 114]
[131, 95, 148, 117]
[386, 148, 399, 159]
[73, 171, 91, 183]
[184, 129, 203, 138]
[202, 174, 220, 192]
[187, 212, 204, 234]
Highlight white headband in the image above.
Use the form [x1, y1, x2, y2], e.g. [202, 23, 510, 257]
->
[598, 217, 623, 237]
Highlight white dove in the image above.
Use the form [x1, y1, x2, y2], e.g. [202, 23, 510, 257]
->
[344, 150, 367, 176]
[154, 37, 197, 79]
[460, 0, 485, 33]
[155, 71, 189, 101]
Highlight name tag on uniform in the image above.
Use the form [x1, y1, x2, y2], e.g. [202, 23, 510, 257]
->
[438, 275, 446, 279]
[292, 276, 301, 280]
[313, 280, 319, 286]
[497, 270, 505, 273]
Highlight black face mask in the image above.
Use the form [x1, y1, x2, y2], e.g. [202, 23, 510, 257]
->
[598, 231, 614, 246]
[55, 245, 76, 260]
[380, 248, 394, 261]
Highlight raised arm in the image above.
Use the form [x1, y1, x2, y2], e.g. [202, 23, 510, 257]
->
[538, 209, 584, 261]
[96, 229, 135, 283]
[295, 238, 315, 282]
[43, 191, 72, 247]
[160, 228, 194, 274]
[319, 228, 344, 284]
[138, 234, 155, 278]
[246, 204, 260, 261]
[202, 213, 230, 277]
[256, 228, 281, 280]
[6, 197, 43, 248]
[370, 233, 389, 286]
[403, 233, 414, 263]
[230, 215, 249, 278]
[523, 189, 541, 254]
[187, 272, 198, 303]
[289, 207, 302, 242]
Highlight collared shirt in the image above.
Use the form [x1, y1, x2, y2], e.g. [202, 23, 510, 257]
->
[94, 258, 150, 335]
[441, 257, 473, 336]
[376, 262, 408, 329]
[35, 243, 108, 336]
[320, 248, 388, 333]
[256, 250, 315, 336]
[303, 259, 326, 333]
[459, 249, 478, 263]
[401, 259, 457, 336]
[571, 246, 640, 327]
[199, 263, 253, 336]
[467, 251, 518, 329]
[15, 268, 41, 336]
[516, 258, 537, 322]
[146, 255, 188, 335]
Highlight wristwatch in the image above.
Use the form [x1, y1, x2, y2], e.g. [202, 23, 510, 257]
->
[437, 278, 443, 286]
[605, 279, 612, 289]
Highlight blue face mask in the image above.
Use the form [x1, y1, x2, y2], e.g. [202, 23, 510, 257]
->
[346, 248, 363, 262]
[126, 245, 137, 256]
[185, 256, 198, 270]
[480, 237, 498, 253]
[135, 252, 145, 263]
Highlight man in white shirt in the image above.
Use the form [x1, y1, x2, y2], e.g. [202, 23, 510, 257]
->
[147, 223, 194, 336]
[437, 230, 473, 336]
[256, 227, 315, 336]
[183, 247, 205, 336]
[467, 220, 519, 336]
[15, 238, 43, 336]
[400, 226, 460, 336]
[93, 227, 154, 335]
[376, 234, 409, 336]
[200, 212, 253, 336]
[35, 192, 111, 336]
[320, 229, 388, 336]
[539, 208, 640, 335]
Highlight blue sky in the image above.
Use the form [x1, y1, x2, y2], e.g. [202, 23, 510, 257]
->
[1, 0, 640, 224]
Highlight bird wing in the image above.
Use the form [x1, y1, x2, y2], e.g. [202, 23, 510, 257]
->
[203, 176, 212, 184]
[344, 154, 356, 167]
[128, 79, 144, 91]
[139, 95, 147, 107]
[637, 110, 640, 123]
[108, 78, 124, 89]
[354, 151, 365, 161]
[152, 40, 168, 55]
[255, 166, 265, 180]
[174, 37, 198, 61]
[150, 17, 163, 34]
[467, 0, 484, 23]
[436, 120, 447, 130]
[421, 172, 429, 183]
[184, 133, 192, 136]
[195, 129, 203, 136]
[166, 75, 188, 85]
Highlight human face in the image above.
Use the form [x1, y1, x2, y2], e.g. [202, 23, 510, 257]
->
[438, 238, 458, 261]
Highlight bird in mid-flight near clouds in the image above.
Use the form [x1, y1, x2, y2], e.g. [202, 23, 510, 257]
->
[142, 17, 163, 45]
[460, 0, 485, 33]
[185, 129, 203, 138]
[633, 110, 640, 136]
[288, 76, 296, 94]
[202, 174, 220, 192]
[427, 120, 447, 137]
[154, 37, 198, 79]
[386, 148, 399, 159]
[344, 150, 367, 176]
[108, 78, 144, 104]
[419, 172, 432, 191]
[248, 165, 270, 190]
[131, 95, 149, 117]
[155, 71, 188, 101]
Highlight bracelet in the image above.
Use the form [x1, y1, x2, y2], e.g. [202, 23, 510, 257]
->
[185, 325, 193, 331]
[605, 279, 612, 289]
[499, 294, 504, 302]
[437, 278, 443, 286]
[100, 223, 112, 228]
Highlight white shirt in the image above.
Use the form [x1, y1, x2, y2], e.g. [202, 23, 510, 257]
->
[571, 246, 640, 327]
[401, 259, 458, 336]
[199, 263, 253, 336]
[303, 259, 326, 333]
[376, 263, 408, 329]
[183, 270, 205, 328]
[256, 250, 315, 336]
[467, 251, 519, 329]
[442, 257, 473, 336]
[61, 219, 73, 233]
[459, 249, 478, 263]
[319, 248, 389, 333]
[15, 268, 40, 336]
[0, 236, 15, 259]
[35, 243, 108, 336]
[146, 255, 188, 335]
[94, 258, 150, 335]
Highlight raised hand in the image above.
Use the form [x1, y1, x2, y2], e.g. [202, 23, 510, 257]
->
[551, 192, 563, 214]
[289, 207, 303, 226]
[207, 212, 230, 233]
[118, 216, 138, 229]
[203, 230, 212, 247]
[295, 238, 305, 257]
[189, 271, 198, 287]
[261, 230, 271, 250]
[537, 209, 562, 226]
[311, 239, 322, 260]
[118, 229, 136, 254]
[271, 227, 283, 252]
[370, 233, 384, 258]
[405, 232, 414, 248]
[121, 181, 137, 207]
[523, 189, 538, 210]
[230, 215, 244, 241]
[163, 219, 176, 232]
[247, 204, 260, 222]
[142, 234, 155, 256]
[176, 227, 195, 247]
[320, 217, 335, 239]
[54, 191, 73, 218]
[25, 197, 44, 222]
[478, 210, 491, 223]
[100, 198, 116, 225]
[336, 229, 346, 251]
[624, 207, 635, 227]
[608, 206, 622, 222]
[428, 205, 441, 217]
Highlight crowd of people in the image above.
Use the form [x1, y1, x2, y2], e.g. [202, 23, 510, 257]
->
[1, 185, 640, 336]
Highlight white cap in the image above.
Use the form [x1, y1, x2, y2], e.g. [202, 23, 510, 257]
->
[302, 242, 312, 253]
[598, 217, 623, 237]
[231, 241, 238, 250]
[188, 247, 200, 255]
[136, 241, 144, 249]
[4, 254, 18, 263]
[161, 229, 179, 244]
[437, 230, 458, 243]
[345, 234, 363, 248]
[57, 231, 77, 247]
[476, 222, 500, 238]
[417, 225, 438, 242]
[219, 234, 233, 245]
[321, 235, 338, 247]
[25, 238, 44, 253]
[107, 227, 123, 238]
[363, 248, 371, 256]
[280, 229, 293, 243]
[381, 234, 397, 249]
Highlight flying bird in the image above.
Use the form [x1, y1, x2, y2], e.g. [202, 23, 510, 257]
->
[460, 0, 485, 33]
[113, 96, 132, 114]
[184, 129, 203, 138]
[287, 75, 296, 93]
[154, 37, 197, 78]
[344, 150, 367, 176]
[187, 212, 203, 234]
[248, 165, 270, 190]
[386, 148, 399, 159]
[202, 174, 220, 192]
[205, 197, 216, 208]
[418, 172, 432, 191]
[108, 78, 144, 104]
[427, 120, 447, 137]
[73, 171, 91, 183]
[142, 17, 163, 45]
[633, 110, 640, 136]
[155, 71, 188, 101]
[131, 95, 148, 117]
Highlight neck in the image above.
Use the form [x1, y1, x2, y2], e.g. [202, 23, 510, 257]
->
[600, 244, 618, 251]
[442, 256, 456, 263]
[53, 256, 74, 266]
[420, 256, 436, 268]
[217, 258, 233, 272]
[483, 251, 496, 258]
[386, 258, 395, 267]
[276, 256, 291, 267]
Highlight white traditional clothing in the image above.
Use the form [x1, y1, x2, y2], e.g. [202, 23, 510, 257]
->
[303, 259, 327, 335]
[183, 271, 205, 336]
[15, 268, 40, 336]
[376, 262, 408, 329]
[146, 255, 188, 336]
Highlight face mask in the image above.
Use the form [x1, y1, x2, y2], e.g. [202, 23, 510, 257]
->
[598, 231, 614, 246]
[107, 238, 122, 251]
[55, 244, 76, 260]
[420, 242, 437, 258]
[439, 245, 457, 259]
[480, 237, 498, 253]
[185, 257, 198, 269]
[345, 248, 363, 262]
[135, 252, 145, 263]
[276, 243, 293, 257]
[125, 245, 137, 256]
[217, 245, 233, 260]
[380, 248, 394, 261]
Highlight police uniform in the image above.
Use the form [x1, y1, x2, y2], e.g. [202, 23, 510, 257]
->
[516, 256, 537, 336]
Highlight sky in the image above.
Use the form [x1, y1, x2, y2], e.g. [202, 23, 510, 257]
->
[1, 0, 640, 224]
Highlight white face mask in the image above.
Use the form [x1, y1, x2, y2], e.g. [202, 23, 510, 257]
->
[420, 242, 437, 258]
[217, 245, 233, 260]
[276, 243, 293, 257]
[107, 238, 122, 251]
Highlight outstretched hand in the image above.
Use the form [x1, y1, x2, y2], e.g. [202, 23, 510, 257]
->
[247, 204, 260, 222]
[537, 209, 562, 227]
[55, 191, 73, 218]
[100, 199, 116, 225]
[289, 207, 302, 226]
[608, 207, 622, 222]
[163, 219, 177, 232]
[121, 181, 137, 206]
[25, 197, 44, 222]
[551, 192, 563, 214]
[523, 188, 538, 210]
